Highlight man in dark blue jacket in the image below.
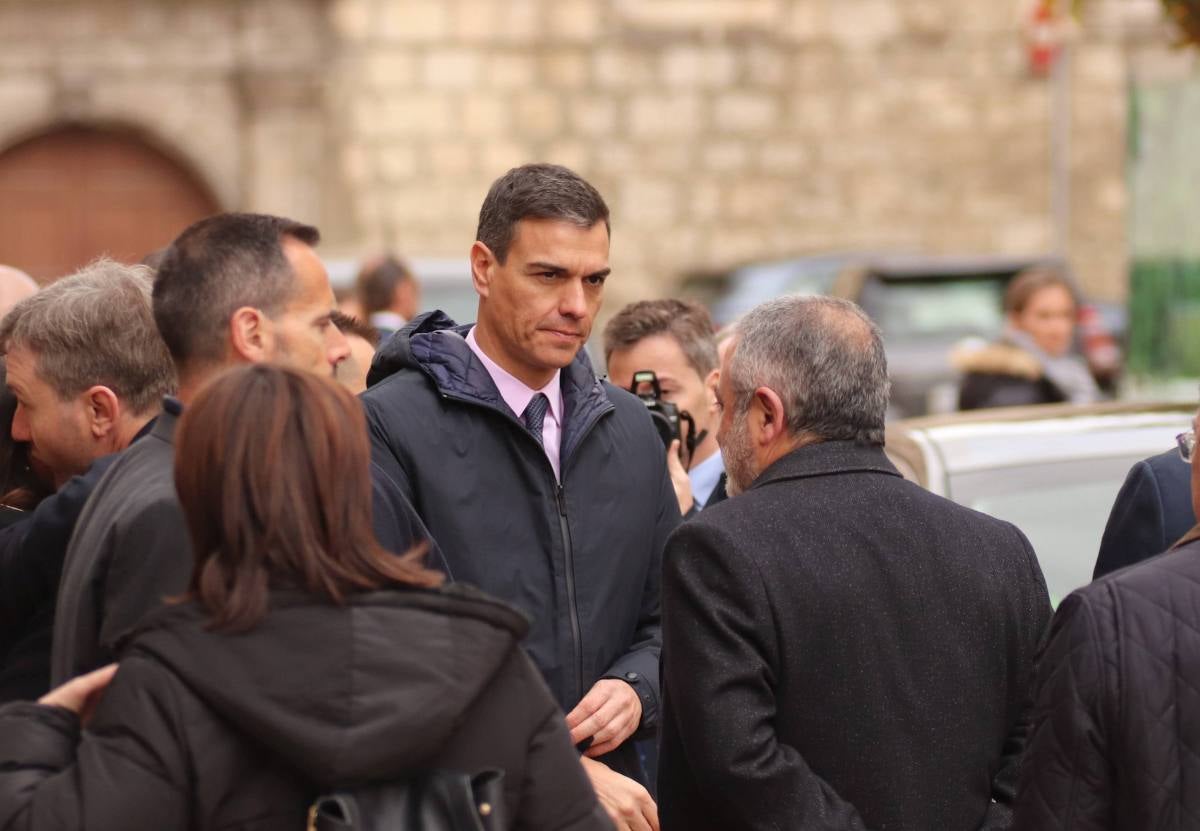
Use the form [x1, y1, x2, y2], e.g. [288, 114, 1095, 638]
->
[1093, 446, 1195, 579]
[364, 164, 679, 830]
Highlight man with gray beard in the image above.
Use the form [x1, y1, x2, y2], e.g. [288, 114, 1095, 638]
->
[657, 295, 1052, 830]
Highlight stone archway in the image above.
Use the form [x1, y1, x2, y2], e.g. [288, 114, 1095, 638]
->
[0, 124, 221, 282]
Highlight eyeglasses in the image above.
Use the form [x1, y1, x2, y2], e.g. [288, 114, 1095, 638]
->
[1178, 430, 1196, 464]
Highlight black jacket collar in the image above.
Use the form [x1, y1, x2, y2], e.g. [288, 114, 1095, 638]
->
[149, 396, 183, 445]
[749, 440, 901, 492]
[366, 310, 614, 457]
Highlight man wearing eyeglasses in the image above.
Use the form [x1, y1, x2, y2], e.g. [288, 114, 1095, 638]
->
[1092, 428, 1196, 579]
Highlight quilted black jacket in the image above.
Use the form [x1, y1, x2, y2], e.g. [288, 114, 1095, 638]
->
[1014, 530, 1200, 829]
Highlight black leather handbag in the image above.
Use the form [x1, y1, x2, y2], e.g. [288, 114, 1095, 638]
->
[307, 770, 506, 831]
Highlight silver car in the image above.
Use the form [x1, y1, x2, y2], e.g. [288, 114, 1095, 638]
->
[886, 401, 1194, 605]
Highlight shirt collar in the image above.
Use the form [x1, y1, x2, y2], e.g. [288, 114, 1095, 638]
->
[465, 326, 563, 425]
[369, 311, 408, 331]
[688, 448, 725, 508]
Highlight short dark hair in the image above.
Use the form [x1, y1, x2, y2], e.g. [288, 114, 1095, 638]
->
[174, 364, 443, 633]
[476, 163, 610, 263]
[355, 255, 413, 317]
[152, 213, 320, 370]
[0, 258, 175, 414]
[603, 299, 718, 378]
[729, 296, 890, 446]
[1004, 265, 1079, 315]
[331, 310, 380, 347]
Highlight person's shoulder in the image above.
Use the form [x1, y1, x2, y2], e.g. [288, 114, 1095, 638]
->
[362, 364, 436, 404]
[667, 495, 758, 554]
[89, 444, 175, 510]
[1139, 447, 1188, 482]
[598, 381, 660, 437]
[94, 646, 208, 730]
[1105, 538, 1200, 594]
[599, 380, 641, 410]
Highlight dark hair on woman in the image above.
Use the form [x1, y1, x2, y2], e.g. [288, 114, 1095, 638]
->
[174, 364, 442, 632]
[1003, 265, 1079, 316]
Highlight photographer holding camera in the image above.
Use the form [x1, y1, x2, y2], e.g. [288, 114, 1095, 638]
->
[605, 299, 725, 516]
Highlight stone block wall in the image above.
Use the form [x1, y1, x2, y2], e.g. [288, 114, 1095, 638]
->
[0, 0, 1183, 304]
[0, 0, 331, 224]
[326, 0, 1150, 305]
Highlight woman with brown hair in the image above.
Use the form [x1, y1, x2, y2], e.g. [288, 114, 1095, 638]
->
[955, 266, 1101, 410]
[0, 365, 610, 830]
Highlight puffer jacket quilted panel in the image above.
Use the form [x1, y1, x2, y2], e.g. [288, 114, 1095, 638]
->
[1014, 538, 1200, 829]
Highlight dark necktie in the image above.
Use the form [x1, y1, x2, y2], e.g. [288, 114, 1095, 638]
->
[522, 393, 550, 446]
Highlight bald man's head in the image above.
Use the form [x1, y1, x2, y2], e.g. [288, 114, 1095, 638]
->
[0, 266, 38, 318]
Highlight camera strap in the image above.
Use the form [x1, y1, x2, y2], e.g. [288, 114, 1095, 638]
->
[679, 412, 707, 468]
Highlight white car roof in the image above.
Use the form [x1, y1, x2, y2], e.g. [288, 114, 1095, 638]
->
[889, 402, 1193, 492]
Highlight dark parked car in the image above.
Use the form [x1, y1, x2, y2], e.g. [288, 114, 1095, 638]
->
[707, 253, 1123, 417]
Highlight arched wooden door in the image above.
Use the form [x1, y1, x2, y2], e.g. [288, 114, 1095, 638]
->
[0, 125, 220, 282]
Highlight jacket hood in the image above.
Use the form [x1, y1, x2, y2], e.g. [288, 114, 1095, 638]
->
[365, 310, 614, 460]
[950, 341, 1043, 380]
[126, 583, 529, 787]
[366, 310, 459, 388]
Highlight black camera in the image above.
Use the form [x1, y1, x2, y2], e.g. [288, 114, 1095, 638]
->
[627, 370, 705, 462]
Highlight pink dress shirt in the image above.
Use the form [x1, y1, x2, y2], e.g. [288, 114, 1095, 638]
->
[465, 327, 564, 481]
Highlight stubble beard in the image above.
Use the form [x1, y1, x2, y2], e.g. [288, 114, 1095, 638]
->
[721, 413, 757, 498]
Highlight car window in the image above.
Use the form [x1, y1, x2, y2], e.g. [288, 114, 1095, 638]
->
[858, 277, 1006, 340]
[949, 455, 1142, 606]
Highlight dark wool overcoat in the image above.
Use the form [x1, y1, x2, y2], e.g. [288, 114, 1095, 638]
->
[658, 441, 1052, 831]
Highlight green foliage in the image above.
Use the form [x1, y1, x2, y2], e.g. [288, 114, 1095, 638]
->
[1128, 259, 1200, 377]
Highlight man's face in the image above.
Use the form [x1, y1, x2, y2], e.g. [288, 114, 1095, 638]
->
[715, 343, 756, 497]
[270, 238, 351, 377]
[474, 219, 610, 388]
[607, 333, 716, 445]
[6, 344, 98, 488]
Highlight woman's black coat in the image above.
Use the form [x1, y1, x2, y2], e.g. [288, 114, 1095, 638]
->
[0, 585, 611, 831]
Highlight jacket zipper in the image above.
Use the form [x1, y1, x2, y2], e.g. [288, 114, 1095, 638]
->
[556, 483, 584, 705]
[554, 407, 611, 706]
[438, 385, 613, 709]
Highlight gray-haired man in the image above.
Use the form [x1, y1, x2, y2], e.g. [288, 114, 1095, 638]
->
[659, 295, 1052, 830]
[0, 259, 175, 700]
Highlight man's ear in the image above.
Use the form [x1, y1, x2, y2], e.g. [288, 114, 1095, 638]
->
[83, 386, 121, 440]
[229, 306, 272, 364]
[704, 368, 720, 414]
[750, 386, 788, 447]
[469, 241, 497, 299]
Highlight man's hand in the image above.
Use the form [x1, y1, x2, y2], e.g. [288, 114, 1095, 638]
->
[581, 757, 660, 831]
[667, 439, 694, 515]
[566, 678, 643, 758]
[39, 663, 118, 726]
